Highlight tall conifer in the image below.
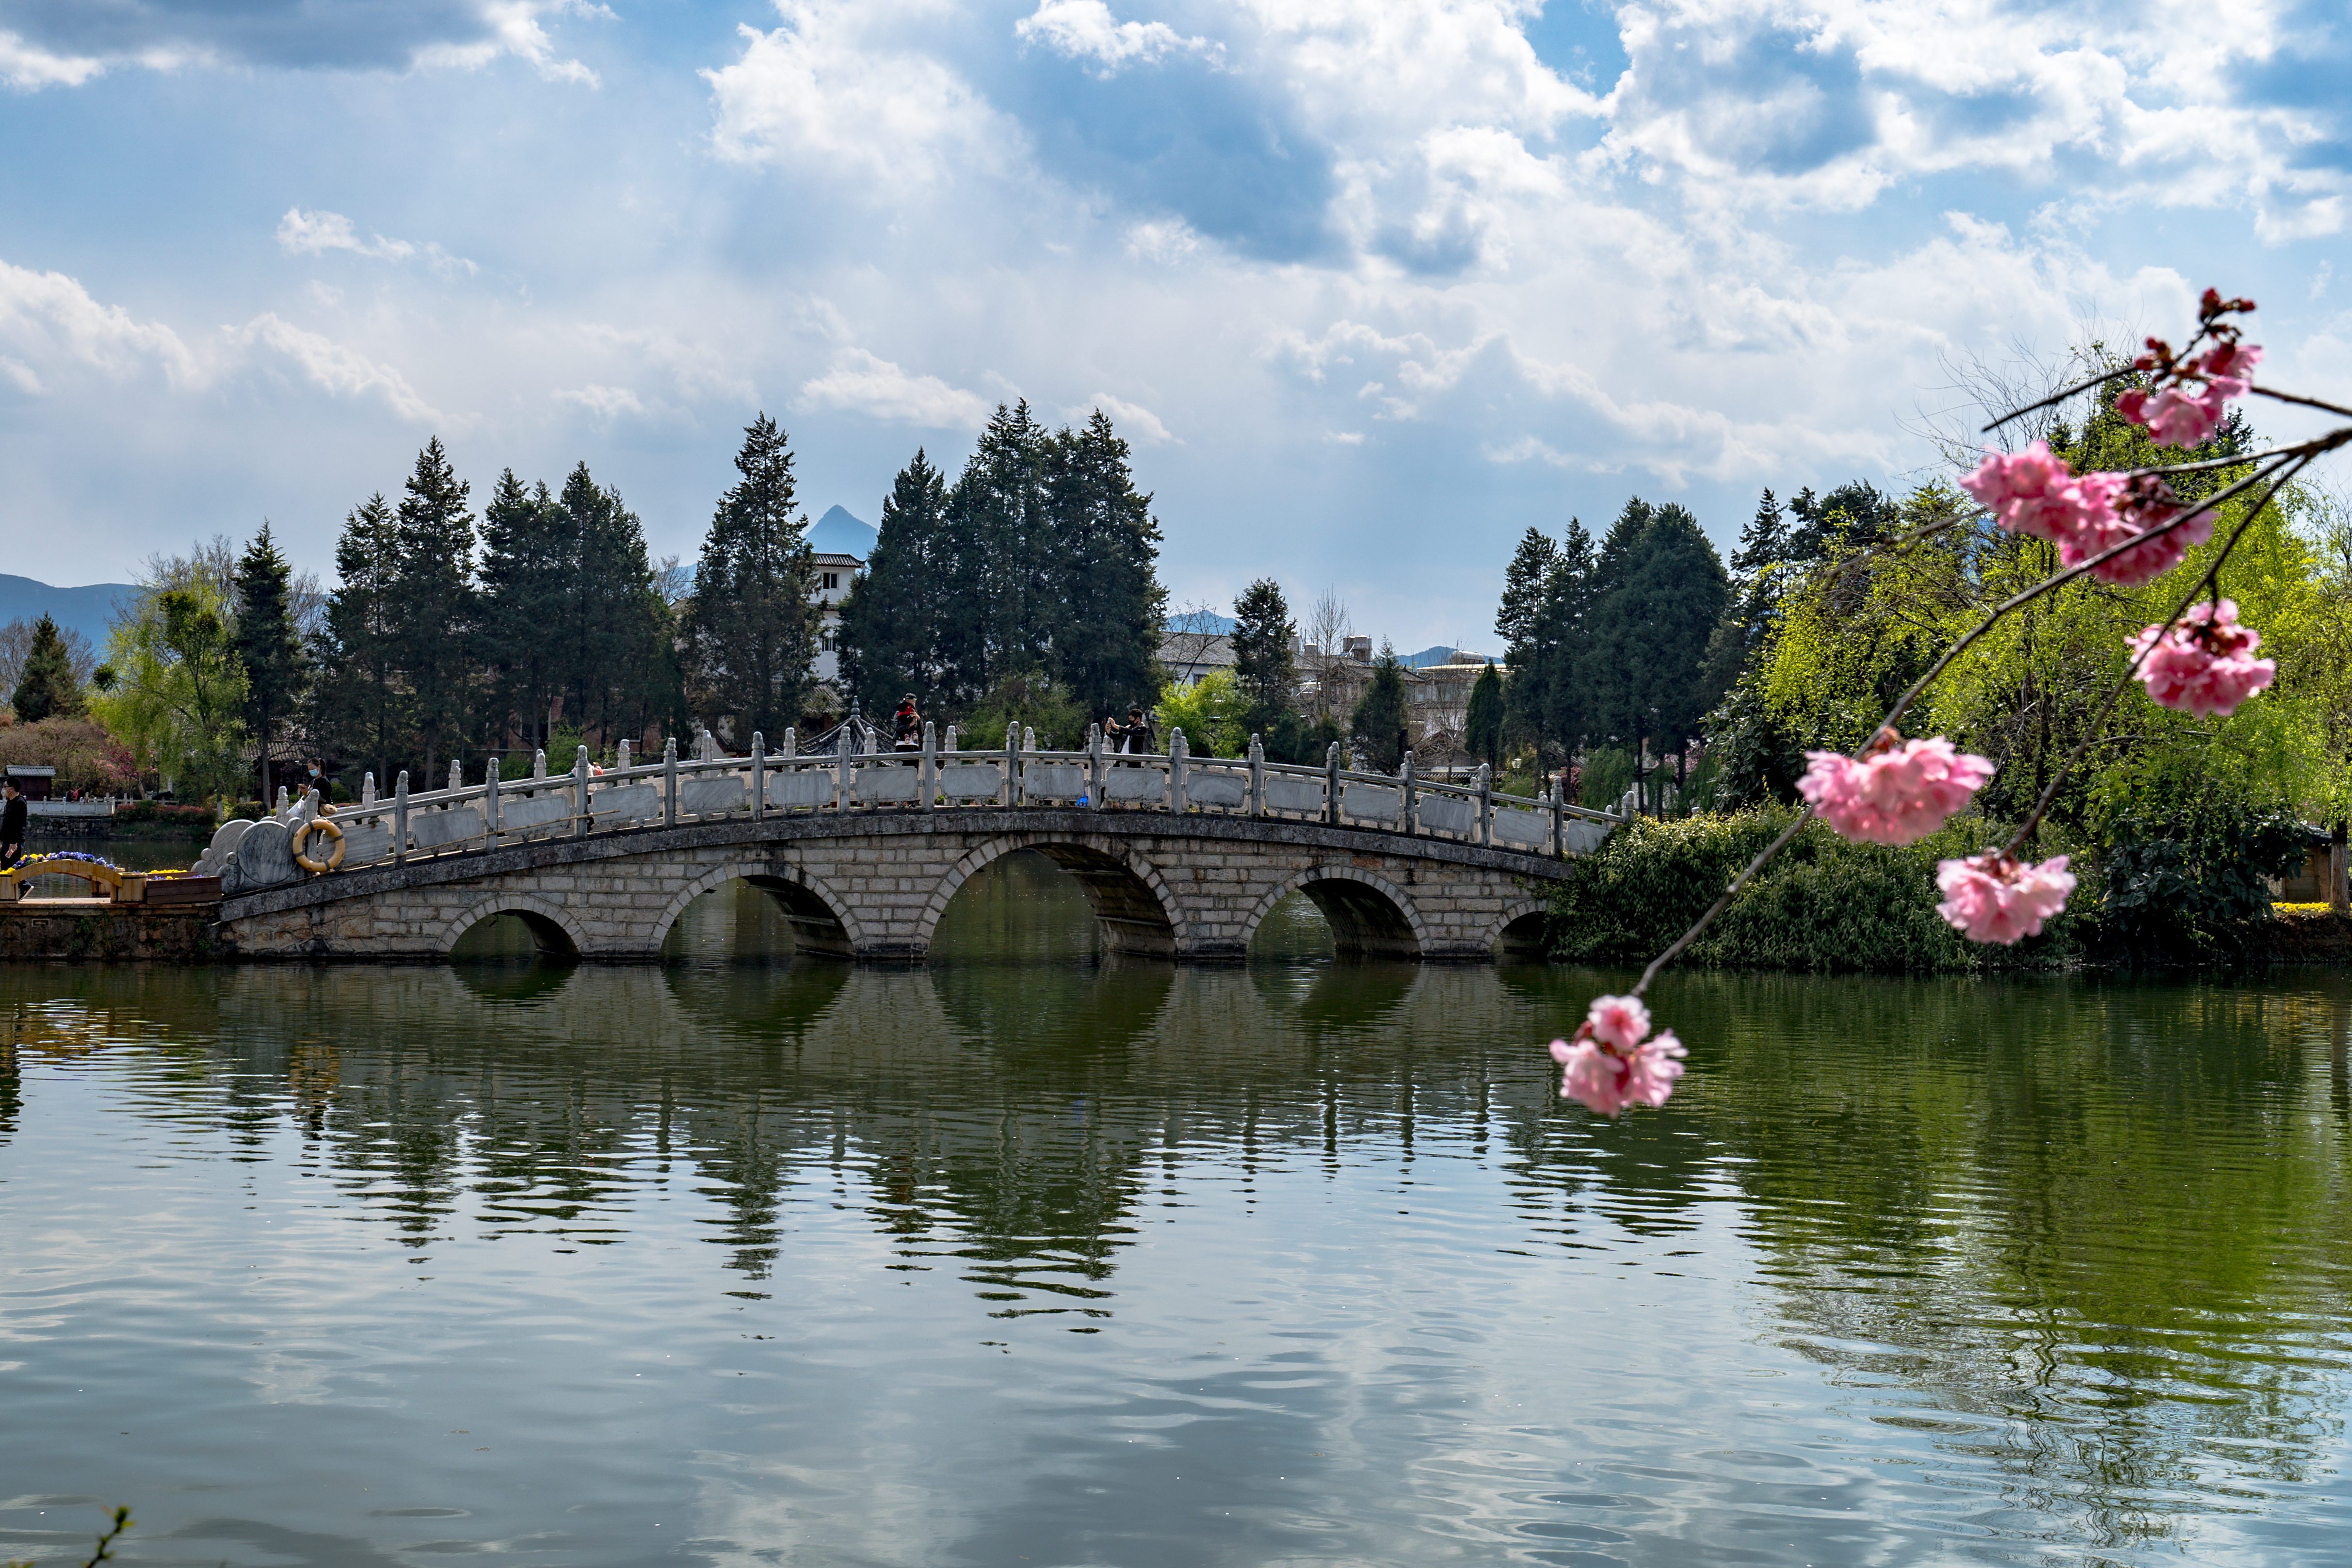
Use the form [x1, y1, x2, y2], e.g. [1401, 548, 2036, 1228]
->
[316, 494, 406, 783]
[478, 469, 567, 751]
[392, 438, 478, 779]
[1042, 409, 1163, 717]
[232, 523, 305, 800]
[684, 415, 818, 741]
[10, 614, 84, 724]
[838, 449, 952, 712]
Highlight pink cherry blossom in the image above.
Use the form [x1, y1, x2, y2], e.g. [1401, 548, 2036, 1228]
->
[2054, 474, 2211, 586]
[1585, 993, 1650, 1050]
[2129, 598, 2276, 717]
[1959, 441, 2109, 543]
[1550, 994, 1685, 1116]
[1935, 853, 2076, 945]
[2116, 344, 2261, 449]
[1798, 734, 1994, 846]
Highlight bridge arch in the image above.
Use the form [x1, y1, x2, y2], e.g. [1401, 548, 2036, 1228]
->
[919, 834, 1189, 958]
[439, 893, 590, 960]
[1488, 897, 1551, 960]
[649, 861, 863, 959]
[1240, 865, 1426, 960]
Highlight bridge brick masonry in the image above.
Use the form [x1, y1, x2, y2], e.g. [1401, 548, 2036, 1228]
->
[209, 729, 1621, 964]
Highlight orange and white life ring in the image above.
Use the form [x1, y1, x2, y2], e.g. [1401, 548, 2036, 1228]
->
[292, 818, 346, 874]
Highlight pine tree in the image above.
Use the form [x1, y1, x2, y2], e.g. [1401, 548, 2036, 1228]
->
[1465, 660, 1504, 771]
[315, 493, 407, 785]
[1350, 647, 1408, 773]
[477, 469, 568, 751]
[683, 414, 819, 742]
[1041, 409, 1164, 718]
[11, 614, 84, 723]
[944, 401, 1052, 692]
[551, 464, 670, 749]
[1585, 498, 1730, 804]
[1702, 488, 1791, 701]
[838, 449, 952, 713]
[231, 523, 306, 801]
[392, 438, 478, 780]
[1230, 578, 1297, 730]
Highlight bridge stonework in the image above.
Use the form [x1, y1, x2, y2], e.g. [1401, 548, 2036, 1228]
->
[216, 809, 1573, 963]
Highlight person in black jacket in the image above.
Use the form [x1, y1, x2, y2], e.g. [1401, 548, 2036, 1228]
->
[0, 780, 26, 871]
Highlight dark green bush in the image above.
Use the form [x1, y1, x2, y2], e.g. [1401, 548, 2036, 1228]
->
[1547, 808, 2077, 974]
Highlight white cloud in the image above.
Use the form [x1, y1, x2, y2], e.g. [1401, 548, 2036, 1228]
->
[0, 259, 201, 388]
[797, 348, 991, 428]
[226, 315, 442, 424]
[705, 4, 1015, 186]
[277, 209, 417, 262]
[1125, 219, 1204, 265]
[413, 0, 604, 86]
[0, 29, 105, 89]
[1015, 1, 1220, 75]
[555, 383, 650, 420]
[1072, 392, 1176, 444]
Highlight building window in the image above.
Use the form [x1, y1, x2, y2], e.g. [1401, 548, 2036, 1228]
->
[822, 572, 839, 591]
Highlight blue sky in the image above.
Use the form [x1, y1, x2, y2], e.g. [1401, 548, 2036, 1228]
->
[1, 0, 2345, 649]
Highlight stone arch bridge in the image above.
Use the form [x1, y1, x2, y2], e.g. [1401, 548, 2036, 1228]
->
[220, 809, 1580, 962]
[211, 736, 1620, 962]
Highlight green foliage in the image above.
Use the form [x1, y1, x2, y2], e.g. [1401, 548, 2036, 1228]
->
[840, 406, 1166, 727]
[1230, 577, 1297, 730]
[11, 613, 85, 723]
[93, 580, 248, 798]
[231, 524, 305, 799]
[314, 491, 406, 782]
[1586, 498, 1732, 760]
[1349, 647, 1407, 772]
[1157, 669, 1250, 758]
[1465, 661, 1503, 770]
[392, 437, 479, 775]
[683, 414, 821, 742]
[2093, 753, 2314, 963]
[1549, 809, 2073, 973]
[1579, 744, 1634, 809]
[1497, 520, 1595, 766]
[958, 669, 1091, 751]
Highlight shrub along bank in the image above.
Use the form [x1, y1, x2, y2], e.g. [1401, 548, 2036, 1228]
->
[1544, 808, 2081, 974]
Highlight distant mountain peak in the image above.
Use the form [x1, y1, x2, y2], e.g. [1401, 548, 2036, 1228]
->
[809, 505, 877, 559]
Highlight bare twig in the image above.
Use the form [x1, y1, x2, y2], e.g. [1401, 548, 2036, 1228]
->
[2252, 385, 2352, 420]
[1981, 366, 2137, 433]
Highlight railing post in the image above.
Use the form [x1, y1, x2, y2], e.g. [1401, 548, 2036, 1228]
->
[361, 771, 376, 806]
[1325, 742, 1340, 826]
[1551, 773, 1565, 858]
[1005, 724, 1019, 808]
[1170, 727, 1188, 815]
[533, 747, 547, 780]
[573, 745, 591, 837]
[752, 732, 766, 823]
[1401, 749, 1416, 836]
[1248, 734, 1263, 818]
[944, 724, 958, 756]
[921, 720, 936, 818]
[617, 739, 631, 773]
[393, 771, 409, 865]
[783, 727, 796, 760]
[663, 734, 678, 827]
[485, 754, 501, 840]
[1478, 762, 1493, 848]
[448, 759, 463, 794]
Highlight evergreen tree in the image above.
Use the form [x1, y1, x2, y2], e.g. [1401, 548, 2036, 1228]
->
[683, 414, 819, 742]
[1042, 409, 1165, 717]
[315, 493, 407, 785]
[477, 469, 568, 751]
[1349, 647, 1409, 773]
[1701, 488, 1791, 700]
[1230, 578, 1297, 731]
[1496, 521, 1595, 770]
[10, 614, 84, 723]
[392, 438, 478, 779]
[1584, 498, 1731, 803]
[550, 464, 670, 748]
[231, 523, 306, 801]
[1465, 660, 1503, 771]
[839, 450, 953, 712]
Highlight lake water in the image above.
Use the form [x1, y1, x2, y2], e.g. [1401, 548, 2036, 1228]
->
[4, 852, 2350, 1566]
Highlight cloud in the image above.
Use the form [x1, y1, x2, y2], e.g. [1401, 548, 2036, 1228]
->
[796, 349, 991, 429]
[227, 316, 442, 424]
[555, 384, 649, 420]
[1015, 1, 1219, 75]
[0, 0, 599, 87]
[1072, 393, 1176, 444]
[705, 3, 1015, 186]
[0, 259, 200, 389]
[278, 209, 417, 262]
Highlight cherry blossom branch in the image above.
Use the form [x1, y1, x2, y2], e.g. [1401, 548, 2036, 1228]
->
[1981, 366, 2139, 433]
[2252, 385, 2352, 420]
[1624, 438, 2313, 1000]
[1999, 452, 2315, 851]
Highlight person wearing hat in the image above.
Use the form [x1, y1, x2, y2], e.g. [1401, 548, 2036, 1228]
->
[893, 694, 922, 751]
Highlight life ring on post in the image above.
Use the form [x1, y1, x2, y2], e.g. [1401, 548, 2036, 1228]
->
[292, 818, 346, 874]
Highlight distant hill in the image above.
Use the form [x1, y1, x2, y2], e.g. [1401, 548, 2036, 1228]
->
[1400, 645, 1493, 668]
[1166, 610, 1237, 635]
[810, 505, 878, 559]
[0, 576, 136, 651]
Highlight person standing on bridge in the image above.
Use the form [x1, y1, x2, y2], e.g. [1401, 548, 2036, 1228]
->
[1108, 704, 1155, 765]
[893, 695, 922, 752]
[0, 779, 25, 872]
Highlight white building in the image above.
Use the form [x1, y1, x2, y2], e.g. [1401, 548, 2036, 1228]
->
[812, 551, 862, 685]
